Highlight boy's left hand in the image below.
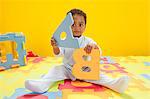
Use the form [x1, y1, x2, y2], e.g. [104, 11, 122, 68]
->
[84, 44, 99, 54]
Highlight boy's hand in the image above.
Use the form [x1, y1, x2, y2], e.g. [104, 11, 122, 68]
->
[51, 37, 60, 55]
[84, 44, 99, 54]
[51, 37, 58, 47]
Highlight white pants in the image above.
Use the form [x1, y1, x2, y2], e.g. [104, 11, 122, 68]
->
[25, 65, 129, 93]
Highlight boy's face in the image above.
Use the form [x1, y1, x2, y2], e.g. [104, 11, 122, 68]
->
[71, 14, 86, 37]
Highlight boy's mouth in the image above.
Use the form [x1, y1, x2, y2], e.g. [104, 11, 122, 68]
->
[74, 31, 80, 33]
[73, 35, 81, 38]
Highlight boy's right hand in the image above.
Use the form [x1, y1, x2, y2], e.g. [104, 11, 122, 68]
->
[51, 37, 58, 47]
[51, 37, 60, 55]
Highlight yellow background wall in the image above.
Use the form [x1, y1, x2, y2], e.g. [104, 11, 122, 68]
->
[0, 0, 150, 56]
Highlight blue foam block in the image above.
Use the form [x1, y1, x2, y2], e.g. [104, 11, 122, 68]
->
[53, 13, 79, 48]
[0, 33, 26, 70]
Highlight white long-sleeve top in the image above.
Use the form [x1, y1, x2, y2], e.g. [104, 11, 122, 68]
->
[56, 36, 102, 70]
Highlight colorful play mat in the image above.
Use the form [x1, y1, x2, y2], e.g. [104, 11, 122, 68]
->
[0, 56, 150, 99]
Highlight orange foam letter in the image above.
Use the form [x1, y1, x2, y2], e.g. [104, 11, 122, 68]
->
[72, 48, 100, 80]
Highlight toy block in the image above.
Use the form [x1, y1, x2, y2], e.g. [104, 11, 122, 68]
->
[11, 64, 19, 68]
[0, 32, 26, 70]
[0, 41, 14, 60]
[53, 13, 79, 48]
[72, 48, 100, 80]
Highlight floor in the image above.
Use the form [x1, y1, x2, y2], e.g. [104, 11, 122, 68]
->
[0, 56, 150, 99]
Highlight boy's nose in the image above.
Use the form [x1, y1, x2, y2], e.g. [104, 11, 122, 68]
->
[73, 25, 80, 31]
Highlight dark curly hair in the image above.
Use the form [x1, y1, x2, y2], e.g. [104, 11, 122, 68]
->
[67, 9, 87, 25]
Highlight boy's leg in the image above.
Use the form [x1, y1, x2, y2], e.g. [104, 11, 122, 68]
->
[83, 73, 129, 93]
[25, 65, 71, 93]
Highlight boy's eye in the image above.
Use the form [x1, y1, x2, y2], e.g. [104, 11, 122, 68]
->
[72, 23, 85, 27]
[72, 24, 75, 27]
[79, 23, 84, 27]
